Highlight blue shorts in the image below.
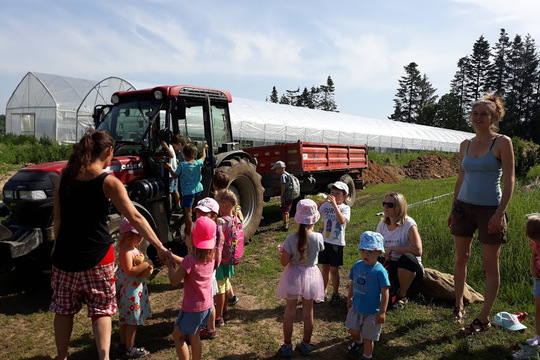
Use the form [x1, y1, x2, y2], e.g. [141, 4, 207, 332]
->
[174, 308, 212, 335]
[533, 279, 540, 298]
[182, 192, 201, 209]
[169, 178, 178, 193]
[318, 243, 344, 267]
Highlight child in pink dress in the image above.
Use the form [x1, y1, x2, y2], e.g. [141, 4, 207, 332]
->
[276, 199, 325, 356]
[168, 216, 216, 360]
[116, 218, 153, 358]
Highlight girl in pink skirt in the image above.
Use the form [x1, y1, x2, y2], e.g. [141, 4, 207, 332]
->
[276, 199, 325, 357]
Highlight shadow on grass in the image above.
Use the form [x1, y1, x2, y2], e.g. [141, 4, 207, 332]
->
[0, 270, 52, 314]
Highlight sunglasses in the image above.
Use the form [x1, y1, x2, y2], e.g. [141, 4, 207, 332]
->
[382, 202, 395, 208]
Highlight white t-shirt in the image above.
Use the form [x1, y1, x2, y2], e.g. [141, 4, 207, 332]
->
[376, 216, 423, 267]
[168, 144, 177, 172]
[318, 202, 350, 246]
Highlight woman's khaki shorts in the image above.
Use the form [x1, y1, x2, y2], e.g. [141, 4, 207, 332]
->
[450, 200, 507, 244]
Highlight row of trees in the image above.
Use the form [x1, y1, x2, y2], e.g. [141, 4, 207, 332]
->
[267, 76, 338, 112]
[389, 29, 540, 143]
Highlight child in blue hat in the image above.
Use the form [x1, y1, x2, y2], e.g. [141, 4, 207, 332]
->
[346, 231, 390, 360]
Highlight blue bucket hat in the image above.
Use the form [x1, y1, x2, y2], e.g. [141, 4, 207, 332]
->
[357, 231, 385, 253]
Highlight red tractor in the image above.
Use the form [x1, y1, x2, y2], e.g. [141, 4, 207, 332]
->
[0, 86, 264, 272]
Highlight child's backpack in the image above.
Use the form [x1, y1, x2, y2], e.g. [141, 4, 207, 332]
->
[284, 171, 301, 201]
[220, 212, 244, 265]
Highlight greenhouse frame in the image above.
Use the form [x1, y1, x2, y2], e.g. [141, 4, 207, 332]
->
[5, 73, 473, 151]
[5, 72, 135, 143]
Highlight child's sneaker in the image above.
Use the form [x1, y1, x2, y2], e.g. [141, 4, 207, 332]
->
[331, 293, 341, 306]
[347, 341, 363, 359]
[222, 311, 230, 321]
[215, 317, 225, 327]
[228, 295, 240, 306]
[296, 341, 313, 355]
[199, 328, 217, 339]
[126, 346, 149, 358]
[279, 343, 293, 357]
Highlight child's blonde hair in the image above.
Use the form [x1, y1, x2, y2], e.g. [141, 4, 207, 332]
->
[185, 233, 215, 262]
[382, 192, 408, 226]
[527, 216, 540, 241]
[117, 231, 140, 249]
[215, 189, 238, 208]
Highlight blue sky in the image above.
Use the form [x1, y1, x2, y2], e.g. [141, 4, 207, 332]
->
[1, 0, 539, 119]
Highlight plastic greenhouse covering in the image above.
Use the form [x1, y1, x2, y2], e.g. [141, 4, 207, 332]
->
[229, 97, 473, 152]
[5, 72, 135, 143]
[5, 72, 473, 151]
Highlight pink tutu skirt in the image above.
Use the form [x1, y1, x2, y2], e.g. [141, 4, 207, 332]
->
[275, 264, 325, 301]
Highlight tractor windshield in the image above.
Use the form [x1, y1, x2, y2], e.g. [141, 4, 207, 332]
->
[96, 99, 165, 149]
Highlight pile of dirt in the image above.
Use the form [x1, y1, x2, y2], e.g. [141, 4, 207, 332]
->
[403, 153, 460, 180]
[362, 160, 401, 186]
[362, 153, 459, 186]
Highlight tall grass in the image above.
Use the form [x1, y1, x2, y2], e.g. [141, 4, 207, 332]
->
[368, 149, 456, 166]
[0, 134, 72, 165]
[341, 176, 540, 314]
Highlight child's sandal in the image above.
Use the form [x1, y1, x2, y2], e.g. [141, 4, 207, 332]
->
[460, 318, 491, 335]
[452, 307, 466, 324]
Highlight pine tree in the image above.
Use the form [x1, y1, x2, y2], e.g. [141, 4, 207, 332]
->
[269, 86, 279, 103]
[389, 62, 438, 123]
[450, 57, 470, 117]
[434, 93, 469, 131]
[297, 88, 310, 107]
[465, 35, 492, 102]
[488, 29, 512, 96]
[319, 76, 338, 112]
[279, 94, 290, 105]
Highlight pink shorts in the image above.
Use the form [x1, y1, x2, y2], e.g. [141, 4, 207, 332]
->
[49, 263, 117, 317]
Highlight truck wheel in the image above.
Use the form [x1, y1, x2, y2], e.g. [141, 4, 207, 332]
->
[340, 174, 356, 206]
[216, 157, 264, 240]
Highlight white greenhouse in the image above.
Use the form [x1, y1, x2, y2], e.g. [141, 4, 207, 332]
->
[5, 73, 473, 151]
[230, 97, 473, 152]
[5, 72, 135, 143]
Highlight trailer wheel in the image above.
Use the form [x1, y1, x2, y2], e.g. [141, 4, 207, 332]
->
[216, 157, 264, 241]
[340, 174, 356, 206]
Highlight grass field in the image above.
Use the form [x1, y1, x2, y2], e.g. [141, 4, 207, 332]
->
[1, 176, 539, 359]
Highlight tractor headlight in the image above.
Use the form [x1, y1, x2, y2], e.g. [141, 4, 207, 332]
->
[3, 189, 14, 199]
[154, 90, 164, 100]
[18, 190, 47, 200]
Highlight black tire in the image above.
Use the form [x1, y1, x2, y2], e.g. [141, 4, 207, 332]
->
[340, 174, 356, 206]
[216, 157, 264, 240]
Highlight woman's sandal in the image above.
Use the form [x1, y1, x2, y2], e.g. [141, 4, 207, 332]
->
[452, 307, 466, 324]
[460, 318, 491, 335]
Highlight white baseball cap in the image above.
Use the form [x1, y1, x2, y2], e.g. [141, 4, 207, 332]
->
[328, 181, 349, 195]
[194, 197, 219, 214]
[271, 161, 286, 170]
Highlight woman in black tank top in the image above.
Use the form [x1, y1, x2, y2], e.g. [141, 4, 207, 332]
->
[51, 130, 172, 360]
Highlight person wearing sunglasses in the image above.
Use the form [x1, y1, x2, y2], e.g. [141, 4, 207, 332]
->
[375, 192, 423, 309]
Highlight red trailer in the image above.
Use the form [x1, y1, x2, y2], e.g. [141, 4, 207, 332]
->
[243, 140, 368, 206]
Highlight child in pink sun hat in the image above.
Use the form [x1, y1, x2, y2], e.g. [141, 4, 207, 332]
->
[276, 199, 325, 356]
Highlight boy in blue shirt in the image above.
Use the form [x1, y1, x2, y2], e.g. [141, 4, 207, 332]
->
[346, 231, 390, 360]
[165, 142, 208, 236]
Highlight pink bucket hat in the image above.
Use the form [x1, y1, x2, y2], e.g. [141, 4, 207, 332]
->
[192, 216, 216, 249]
[294, 199, 320, 225]
[119, 218, 138, 234]
[194, 197, 219, 214]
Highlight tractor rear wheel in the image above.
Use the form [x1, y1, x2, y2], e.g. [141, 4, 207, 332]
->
[216, 157, 264, 240]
